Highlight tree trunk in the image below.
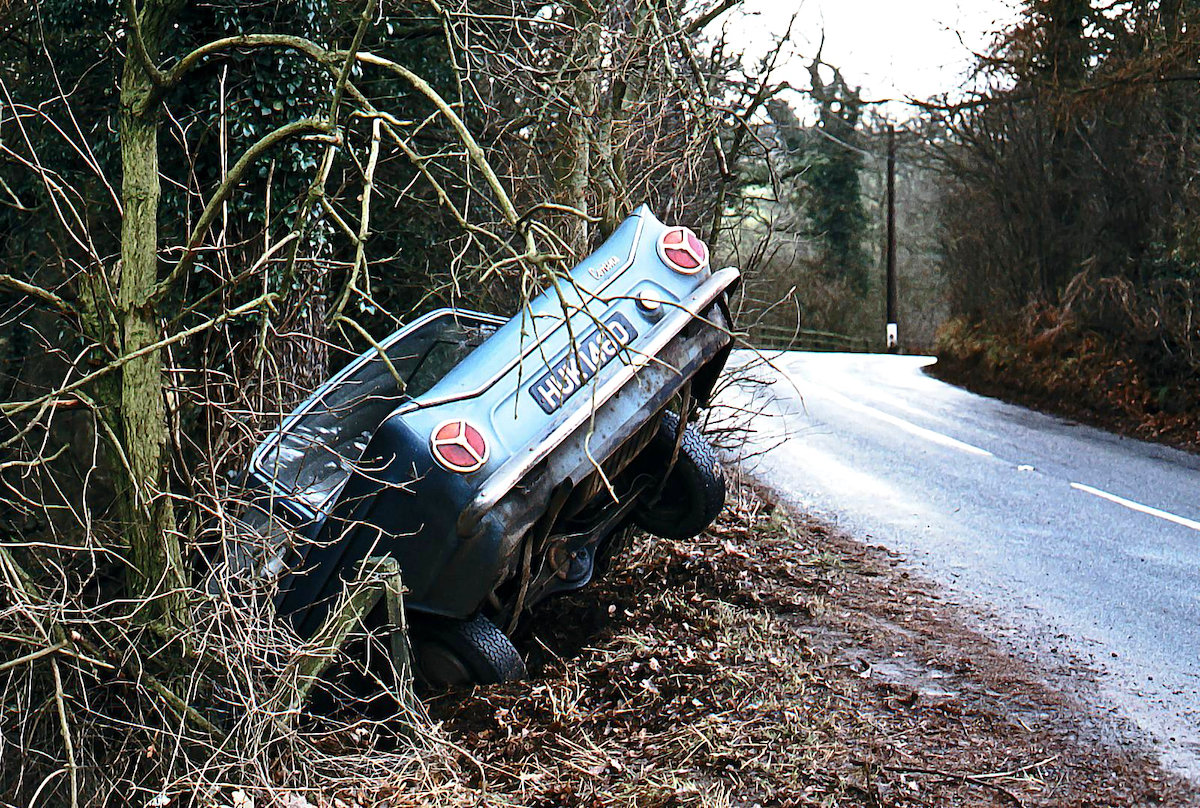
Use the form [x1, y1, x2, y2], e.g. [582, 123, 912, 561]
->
[118, 1, 188, 630]
[564, 4, 600, 255]
[607, 2, 652, 233]
[1040, 0, 1090, 297]
[594, 97, 618, 239]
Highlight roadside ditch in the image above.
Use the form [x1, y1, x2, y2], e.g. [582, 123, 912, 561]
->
[424, 478, 1194, 806]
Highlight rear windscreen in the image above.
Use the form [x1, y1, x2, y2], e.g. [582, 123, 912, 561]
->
[254, 312, 499, 512]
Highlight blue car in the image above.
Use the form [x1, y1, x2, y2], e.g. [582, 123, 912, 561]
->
[228, 206, 739, 686]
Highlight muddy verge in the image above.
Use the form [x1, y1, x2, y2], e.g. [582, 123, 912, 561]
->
[931, 320, 1199, 455]
[427, 482, 1195, 807]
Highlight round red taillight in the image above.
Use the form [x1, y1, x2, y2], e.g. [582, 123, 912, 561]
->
[657, 226, 709, 275]
[430, 419, 489, 473]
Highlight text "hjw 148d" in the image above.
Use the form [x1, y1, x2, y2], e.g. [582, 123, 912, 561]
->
[530, 313, 638, 414]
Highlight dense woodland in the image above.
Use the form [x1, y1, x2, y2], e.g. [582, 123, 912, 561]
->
[934, 0, 1200, 447]
[0, 0, 1196, 803]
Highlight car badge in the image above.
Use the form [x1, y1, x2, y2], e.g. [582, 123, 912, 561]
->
[430, 419, 489, 473]
[657, 226, 709, 275]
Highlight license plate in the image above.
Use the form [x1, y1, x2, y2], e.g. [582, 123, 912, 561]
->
[529, 313, 639, 414]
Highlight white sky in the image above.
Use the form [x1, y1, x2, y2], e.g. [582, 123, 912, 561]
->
[722, 0, 1022, 119]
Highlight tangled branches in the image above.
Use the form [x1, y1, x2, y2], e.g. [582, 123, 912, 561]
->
[0, 0, 778, 803]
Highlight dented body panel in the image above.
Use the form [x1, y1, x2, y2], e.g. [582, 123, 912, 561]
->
[231, 206, 739, 634]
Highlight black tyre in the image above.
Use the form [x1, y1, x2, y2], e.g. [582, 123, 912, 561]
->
[632, 411, 725, 540]
[410, 614, 526, 687]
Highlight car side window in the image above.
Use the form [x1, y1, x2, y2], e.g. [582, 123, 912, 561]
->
[403, 319, 498, 398]
[254, 310, 499, 512]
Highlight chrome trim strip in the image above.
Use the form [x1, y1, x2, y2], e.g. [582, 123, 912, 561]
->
[397, 215, 648, 414]
[456, 265, 740, 536]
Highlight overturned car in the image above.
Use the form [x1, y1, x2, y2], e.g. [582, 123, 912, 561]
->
[227, 205, 739, 687]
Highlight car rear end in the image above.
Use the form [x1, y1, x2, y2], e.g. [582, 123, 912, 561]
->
[281, 206, 738, 634]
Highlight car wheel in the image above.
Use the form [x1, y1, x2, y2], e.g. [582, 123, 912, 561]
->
[410, 614, 526, 687]
[632, 410, 725, 540]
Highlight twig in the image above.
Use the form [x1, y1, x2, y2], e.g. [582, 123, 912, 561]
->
[354, 52, 521, 229]
[329, 115, 383, 321]
[50, 659, 79, 808]
[2, 291, 277, 418]
[328, 0, 380, 128]
[879, 762, 1028, 806]
[0, 637, 69, 673]
[331, 315, 405, 388]
[153, 117, 332, 299]
[271, 556, 415, 725]
[139, 669, 224, 738]
[0, 273, 74, 315]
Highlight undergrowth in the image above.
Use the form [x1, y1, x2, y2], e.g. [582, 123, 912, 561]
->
[934, 313, 1200, 453]
[427, 486, 864, 807]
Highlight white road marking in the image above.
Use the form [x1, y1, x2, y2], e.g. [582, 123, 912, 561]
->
[1070, 482, 1200, 532]
[806, 382, 995, 458]
[886, 397, 943, 420]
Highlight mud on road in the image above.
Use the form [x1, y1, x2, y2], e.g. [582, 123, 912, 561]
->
[429, 479, 1196, 807]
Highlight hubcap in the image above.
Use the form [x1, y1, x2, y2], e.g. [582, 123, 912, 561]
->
[418, 641, 472, 687]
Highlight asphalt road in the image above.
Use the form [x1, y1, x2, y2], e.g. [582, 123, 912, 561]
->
[720, 350, 1200, 778]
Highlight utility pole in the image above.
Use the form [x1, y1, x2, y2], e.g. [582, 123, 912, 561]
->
[885, 123, 899, 353]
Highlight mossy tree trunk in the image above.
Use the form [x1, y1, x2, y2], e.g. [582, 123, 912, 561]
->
[118, 0, 188, 630]
[564, 2, 600, 255]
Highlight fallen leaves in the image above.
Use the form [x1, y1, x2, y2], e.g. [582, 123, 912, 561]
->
[422, 481, 1195, 807]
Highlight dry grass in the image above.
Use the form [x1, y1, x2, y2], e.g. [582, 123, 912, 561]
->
[6, 476, 1193, 807]
[426, 490, 864, 807]
[425, 480, 1196, 807]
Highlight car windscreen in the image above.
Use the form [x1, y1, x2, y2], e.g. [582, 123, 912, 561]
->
[253, 311, 500, 513]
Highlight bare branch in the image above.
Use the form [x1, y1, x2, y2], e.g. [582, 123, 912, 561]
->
[328, 0, 380, 126]
[2, 291, 277, 418]
[684, 0, 743, 35]
[152, 117, 333, 300]
[0, 273, 74, 315]
[354, 51, 521, 229]
[124, 0, 169, 89]
[160, 34, 339, 89]
[329, 116, 383, 321]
